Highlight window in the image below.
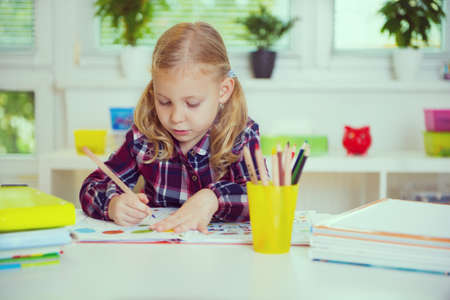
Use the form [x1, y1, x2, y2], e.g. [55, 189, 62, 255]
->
[333, 0, 444, 51]
[0, 91, 35, 154]
[0, 0, 34, 50]
[98, 0, 292, 51]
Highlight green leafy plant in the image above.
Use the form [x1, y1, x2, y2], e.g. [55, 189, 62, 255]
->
[236, 4, 298, 50]
[94, 0, 169, 46]
[378, 0, 446, 49]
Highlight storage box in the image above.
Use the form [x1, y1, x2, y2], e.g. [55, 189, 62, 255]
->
[260, 135, 328, 156]
[423, 131, 450, 157]
[424, 109, 450, 132]
[110, 107, 134, 130]
[74, 129, 107, 155]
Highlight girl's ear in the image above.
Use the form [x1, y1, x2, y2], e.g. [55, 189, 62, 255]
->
[219, 77, 235, 105]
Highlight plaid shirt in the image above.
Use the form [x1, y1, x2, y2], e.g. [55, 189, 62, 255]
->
[79, 118, 261, 222]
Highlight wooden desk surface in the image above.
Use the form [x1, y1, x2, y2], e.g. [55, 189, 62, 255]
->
[1, 242, 449, 300]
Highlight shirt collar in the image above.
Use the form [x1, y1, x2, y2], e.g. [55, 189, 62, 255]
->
[191, 131, 210, 156]
[173, 131, 210, 157]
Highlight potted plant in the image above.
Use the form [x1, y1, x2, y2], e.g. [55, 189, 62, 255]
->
[94, 0, 169, 79]
[378, 0, 446, 81]
[236, 4, 298, 78]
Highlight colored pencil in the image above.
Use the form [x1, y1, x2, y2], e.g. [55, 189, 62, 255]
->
[271, 148, 279, 186]
[284, 143, 292, 186]
[293, 143, 310, 185]
[0, 259, 60, 271]
[276, 144, 284, 186]
[243, 146, 258, 184]
[82, 146, 134, 195]
[254, 143, 269, 186]
[291, 142, 307, 185]
[0, 252, 60, 264]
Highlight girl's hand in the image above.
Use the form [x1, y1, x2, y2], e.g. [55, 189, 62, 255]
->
[151, 189, 218, 234]
[108, 193, 152, 226]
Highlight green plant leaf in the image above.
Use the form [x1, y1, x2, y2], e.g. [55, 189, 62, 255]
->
[235, 3, 298, 50]
[378, 0, 445, 48]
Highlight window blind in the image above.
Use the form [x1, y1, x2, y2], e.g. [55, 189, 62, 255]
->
[0, 0, 34, 50]
[98, 0, 291, 50]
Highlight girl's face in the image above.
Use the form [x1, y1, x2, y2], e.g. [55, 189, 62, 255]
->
[153, 67, 234, 154]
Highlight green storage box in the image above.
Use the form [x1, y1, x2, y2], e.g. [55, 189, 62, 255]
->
[260, 135, 328, 156]
[424, 131, 450, 157]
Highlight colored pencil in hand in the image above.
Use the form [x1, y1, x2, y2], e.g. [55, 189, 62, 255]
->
[82, 146, 134, 195]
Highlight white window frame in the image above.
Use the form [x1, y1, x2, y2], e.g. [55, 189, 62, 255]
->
[325, 0, 450, 73]
[0, 0, 54, 176]
[0, 69, 54, 175]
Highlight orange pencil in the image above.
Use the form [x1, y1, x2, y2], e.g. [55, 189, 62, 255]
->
[271, 148, 279, 186]
[276, 144, 284, 185]
[243, 146, 258, 184]
[254, 143, 269, 186]
[284, 143, 292, 185]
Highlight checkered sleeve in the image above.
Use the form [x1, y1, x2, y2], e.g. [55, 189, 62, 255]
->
[79, 128, 141, 220]
[208, 120, 261, 222]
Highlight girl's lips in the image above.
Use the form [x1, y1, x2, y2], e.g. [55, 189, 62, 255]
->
[173, 129, 190, 136]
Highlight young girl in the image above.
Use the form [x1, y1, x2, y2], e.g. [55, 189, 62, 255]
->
[80, 22, 261, 234]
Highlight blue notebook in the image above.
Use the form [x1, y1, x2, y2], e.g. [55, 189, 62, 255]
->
[0, 227, 72, 251]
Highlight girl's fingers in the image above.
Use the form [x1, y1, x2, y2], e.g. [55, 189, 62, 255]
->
[114, 218, 135, 227]
[124, 206, 147, 219]
[173, 223, 191, 233]
[152, 213, 187, 232]
[126, 197, 151, 214]
[197, 223, 209, 234]
[137, 193, 149, 204]
[137, 194, 152, 214]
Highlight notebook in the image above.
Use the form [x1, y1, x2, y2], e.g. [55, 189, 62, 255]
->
[0, 186, 76, 232]
[310, 198, 450, 275]
[312, 198, 450, 249]
[0, 227, 72, 250]
[72, 207, 314, 245]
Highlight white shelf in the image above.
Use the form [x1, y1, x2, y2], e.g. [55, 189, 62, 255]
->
[40, 149, 450, 173]
[305, 151, 450, 173]
[38, 149, 450, 200]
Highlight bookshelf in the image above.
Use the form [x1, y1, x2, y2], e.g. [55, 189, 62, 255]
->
[38, 149, 450, 200]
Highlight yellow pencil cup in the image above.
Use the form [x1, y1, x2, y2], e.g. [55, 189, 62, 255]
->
[74, 129, 107, 155]
[247, 182, 299, 254]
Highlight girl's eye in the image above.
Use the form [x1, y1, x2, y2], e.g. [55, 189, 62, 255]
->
[158, 99, 171, 106]
[187, 102, 200, 108]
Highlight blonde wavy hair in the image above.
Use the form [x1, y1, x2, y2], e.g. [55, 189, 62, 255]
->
[134, 22, 248, 180]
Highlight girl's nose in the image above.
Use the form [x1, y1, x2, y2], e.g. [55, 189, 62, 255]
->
[170, 105, 185, 124]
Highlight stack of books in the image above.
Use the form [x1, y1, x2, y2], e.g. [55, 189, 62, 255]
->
[0, 185, 75, 270]
[309, 198, 450, 275]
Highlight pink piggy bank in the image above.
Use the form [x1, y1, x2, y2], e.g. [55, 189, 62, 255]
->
[342, 126, 372, 155]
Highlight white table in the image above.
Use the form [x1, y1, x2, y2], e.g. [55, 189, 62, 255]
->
[1, 239, 449, 299]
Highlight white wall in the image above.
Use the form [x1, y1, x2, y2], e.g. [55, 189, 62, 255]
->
[1, 0, 450, 213]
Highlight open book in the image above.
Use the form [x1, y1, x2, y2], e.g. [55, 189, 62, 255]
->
[71, 207, 314, 245]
